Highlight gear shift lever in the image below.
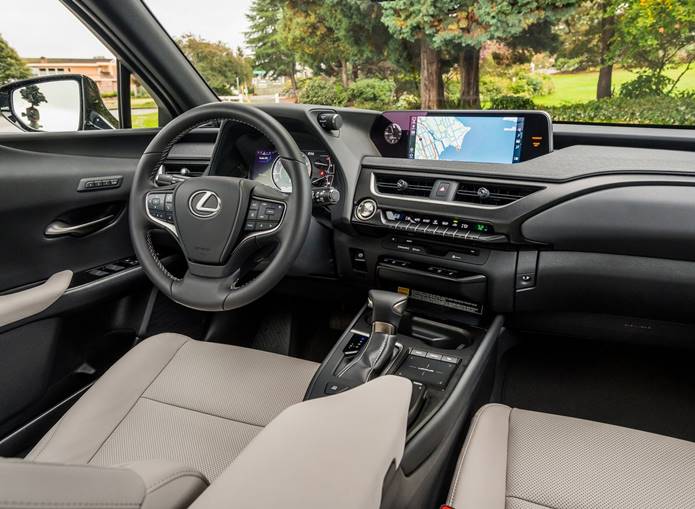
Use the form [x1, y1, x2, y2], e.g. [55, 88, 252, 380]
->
[339, 290, 408, 384]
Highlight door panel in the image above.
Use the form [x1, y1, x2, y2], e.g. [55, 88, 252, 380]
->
[0, 130, 156, 452]
[0, 143, 139, 291]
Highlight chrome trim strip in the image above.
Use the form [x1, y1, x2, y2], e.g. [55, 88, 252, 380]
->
[64, 265, 141, 295]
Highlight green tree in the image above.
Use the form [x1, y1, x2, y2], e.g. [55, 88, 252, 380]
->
[556, 0, 621, 99]
[245, 0, 298, 94]
[279, 0, 408, 87]
[279, 1, 353, 86]
[382, 0, 576, 109]
[177, 34, 252, 95]
[0, 34, 30, 85]
[612, 0, 695, 94]
[437, 1, 577, 108]
[381, 1, 448, 109]
[323, 0, 411, 82]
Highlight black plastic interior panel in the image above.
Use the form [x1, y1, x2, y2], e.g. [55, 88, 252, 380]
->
[516, 251, 695, 322]
[0, 319, 59, 424]
[334, 230, 517, 314]
[521, 185, 695, 261]
[554, 123, 695, 153]
[0, 145, 139, 292]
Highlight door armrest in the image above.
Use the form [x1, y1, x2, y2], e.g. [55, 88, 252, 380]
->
[0, 270, 72, 328]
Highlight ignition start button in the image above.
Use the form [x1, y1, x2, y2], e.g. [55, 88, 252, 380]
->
[356, 199, 377, 220]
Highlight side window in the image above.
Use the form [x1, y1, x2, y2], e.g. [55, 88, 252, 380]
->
[0, 0, 162, 133]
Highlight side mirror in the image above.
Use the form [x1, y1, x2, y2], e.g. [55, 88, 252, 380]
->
[0, 74, 118, 132]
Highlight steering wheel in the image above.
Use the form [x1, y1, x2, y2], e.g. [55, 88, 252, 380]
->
[129, 102, 312, 311]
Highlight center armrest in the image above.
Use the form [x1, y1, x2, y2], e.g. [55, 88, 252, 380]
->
[190, 375, 412, 509]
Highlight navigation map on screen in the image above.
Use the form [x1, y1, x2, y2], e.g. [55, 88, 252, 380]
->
[408, 115, 524, 164]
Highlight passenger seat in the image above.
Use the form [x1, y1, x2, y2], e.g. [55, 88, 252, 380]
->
[444, 404, 695, 509]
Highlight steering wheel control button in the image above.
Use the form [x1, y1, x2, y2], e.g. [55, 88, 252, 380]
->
[244, 200, 285, 233]
[256, 222, 273, 231]
[356, 199, 377, 221]
[147, 192, 175, 224]
[257, 203, 281, 220]
[147, 194, 163, 209]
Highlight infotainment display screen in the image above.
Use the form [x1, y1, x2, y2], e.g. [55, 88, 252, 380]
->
[408, 115, 524, 163]
[371, 110, 552, 163]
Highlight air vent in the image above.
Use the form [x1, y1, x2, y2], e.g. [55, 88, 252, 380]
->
[374, 174, 436, 198]
[454, 182, 542, 206]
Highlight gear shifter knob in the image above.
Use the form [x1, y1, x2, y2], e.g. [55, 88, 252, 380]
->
[368, 289, 408, 333]
[338, 290, 408, 385]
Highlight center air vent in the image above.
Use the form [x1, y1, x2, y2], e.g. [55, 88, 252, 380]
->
[454, 182, 542, 206]
[374, 174, 436, 197]
[372, 171, 542, 206]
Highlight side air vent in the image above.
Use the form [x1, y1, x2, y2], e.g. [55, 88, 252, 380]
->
[454, 182, 542, 206]
[374, 174, 436, 198]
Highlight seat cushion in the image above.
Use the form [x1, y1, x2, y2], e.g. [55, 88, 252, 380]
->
[0, 459, 208, 509]
[28, 333, 318, 480]
[447, 404, 695, 509]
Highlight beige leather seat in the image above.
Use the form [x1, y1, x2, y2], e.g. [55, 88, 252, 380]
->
[27, 333, 318, 480]
[1, 372, 411, 509]
[446, 404, 695, 509]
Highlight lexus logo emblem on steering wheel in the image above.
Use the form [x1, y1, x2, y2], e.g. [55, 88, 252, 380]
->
[188, 190, 222, 219]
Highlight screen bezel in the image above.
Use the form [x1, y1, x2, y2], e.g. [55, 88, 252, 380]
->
[371, 110, 552, 163]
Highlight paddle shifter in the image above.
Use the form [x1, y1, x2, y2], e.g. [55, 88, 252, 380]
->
[339, 290, 408, 384]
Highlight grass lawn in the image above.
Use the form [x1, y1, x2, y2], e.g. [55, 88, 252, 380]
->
[132, 110, 158, 129]
[535, 65, 695, 106]
[102, 96, 157, 110]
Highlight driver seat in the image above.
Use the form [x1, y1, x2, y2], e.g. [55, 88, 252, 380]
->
[26, 333, 318, 481]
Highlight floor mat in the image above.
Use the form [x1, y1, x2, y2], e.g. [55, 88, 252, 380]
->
[146, 293, 209, 340]
[250, 311, 292, 355]
[499, 336, 695, 442]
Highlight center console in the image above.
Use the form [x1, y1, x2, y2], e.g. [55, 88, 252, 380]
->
[305, 289, 502, 475]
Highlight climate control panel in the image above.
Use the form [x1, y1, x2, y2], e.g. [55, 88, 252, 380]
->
[353, 201, 506, 244]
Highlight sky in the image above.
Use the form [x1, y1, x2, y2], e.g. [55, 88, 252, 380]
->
[1, 0, 254, 58]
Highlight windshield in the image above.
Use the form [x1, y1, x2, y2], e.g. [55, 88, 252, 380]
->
[146, 0, 695, 127]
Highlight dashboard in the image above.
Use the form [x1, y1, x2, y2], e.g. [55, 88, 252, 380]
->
[166, 104, 695, 325]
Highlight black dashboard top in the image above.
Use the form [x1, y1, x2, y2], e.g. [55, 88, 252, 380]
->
[362, 144, 695, 184]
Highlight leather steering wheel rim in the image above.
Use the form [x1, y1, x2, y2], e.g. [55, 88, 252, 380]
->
[129, 102, 312, 311]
